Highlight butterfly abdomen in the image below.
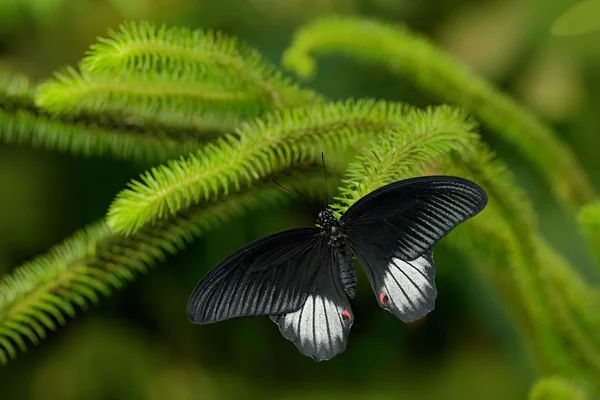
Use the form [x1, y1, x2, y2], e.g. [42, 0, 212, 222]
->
[336, 247, 356, 299]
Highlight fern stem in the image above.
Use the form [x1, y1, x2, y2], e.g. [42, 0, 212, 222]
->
[283, 15, 594, 209]
[106, 99, 411, 235]
[0, 170, 333, 365]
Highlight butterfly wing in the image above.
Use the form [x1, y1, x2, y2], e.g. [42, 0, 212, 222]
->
[341, 176, 487, 322]
[187, 227, 324, 324]
[355, 246, 437, 323]
[270, 244, 354, 361]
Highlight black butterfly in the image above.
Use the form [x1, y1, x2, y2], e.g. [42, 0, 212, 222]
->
[187, 175, 487, 361]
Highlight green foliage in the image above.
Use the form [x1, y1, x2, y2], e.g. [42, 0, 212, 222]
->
[0, 170, 334, 365]
[0, 20, 328, 162]
[529, 376, 589, 400]
[282, 15, 594, 209]
[331, 105, 478, 216]
[441, 149, 600, 390]
[0, 71, 210, 161]
[81, 21, 321, 110]
[578, 201, 600, 267]
[36, 21, 322, 132]
[36, 66, 258, 129]
[106, 99, 411, 234]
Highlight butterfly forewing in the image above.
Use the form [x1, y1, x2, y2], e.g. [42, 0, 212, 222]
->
[187, 228, 323, 324]
[270, 244, 354, 361]
[341, 176, 487, 322]
[342, 176, 488, 260]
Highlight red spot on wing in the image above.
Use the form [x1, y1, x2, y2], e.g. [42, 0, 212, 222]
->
[341, 310, 351, 324]
[379, 292, 390, 306]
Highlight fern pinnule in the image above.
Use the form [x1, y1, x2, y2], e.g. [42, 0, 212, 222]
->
[82, 21, 321, 110]
[331, 105, 479, 216]
[0, 169, 336, 365]
[106, 99, 412, 235]
[283, 15, 594, 209]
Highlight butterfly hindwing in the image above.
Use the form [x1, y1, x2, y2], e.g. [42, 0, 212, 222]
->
[354, 246, 437, 322]
[187, 228, 324, 324]
[270, 245, 354, 361]
[341, 176, 488, 261]
[341, 176, 486, 322]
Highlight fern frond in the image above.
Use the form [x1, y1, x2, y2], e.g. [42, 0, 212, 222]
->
[442, 203, 573, 374]
[283, 15, 594, 208]
[0, 169, 335, 365]
[0, 108, 211, 162]
[106, 99, 412, 235]
[529, 376, 590, 400]
[443, 149, 600, 391]
[577, 201, 600, 267]
[81, 21, 321, 110]
[35, 67, 252, 130]
[35, 20, 322, 131]
[533, 237, 600, 375]
[445, 147, 537, 230]
[0, 73, 216, 162]
[331, 105, 478, 216]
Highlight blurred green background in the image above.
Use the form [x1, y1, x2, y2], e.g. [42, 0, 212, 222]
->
[1, 0, 599, 399]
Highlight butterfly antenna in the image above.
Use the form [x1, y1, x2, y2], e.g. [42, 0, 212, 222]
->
[271, 179, 321, 210]
[322, 152, 328, 209]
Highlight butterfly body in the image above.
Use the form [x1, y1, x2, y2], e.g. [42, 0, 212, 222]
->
[187, 176, 488, 361]
[317, 208, 357, 299]
[335, 246, 356, 299]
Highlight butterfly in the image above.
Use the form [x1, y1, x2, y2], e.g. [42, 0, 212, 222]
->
[187, 175, 487, 361]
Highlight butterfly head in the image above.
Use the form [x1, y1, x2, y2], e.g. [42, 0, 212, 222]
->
[317, 208, 336, 228]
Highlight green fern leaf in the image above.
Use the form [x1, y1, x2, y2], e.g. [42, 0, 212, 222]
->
[443, 149, 600, 390]
[0, 71, 217, 161]
[0, 169, 336, 365]
[107, 99, 412, 235]
[33, 21, 322, 132]
[282, 15, 594, 209]
[35, 67, 252, 130]
[331, 105, 479, 216]
[81, 21, 321, 110]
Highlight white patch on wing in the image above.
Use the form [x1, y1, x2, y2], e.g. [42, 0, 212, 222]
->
[379, 253, 437, 322]
[271, 293, 352, 361]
